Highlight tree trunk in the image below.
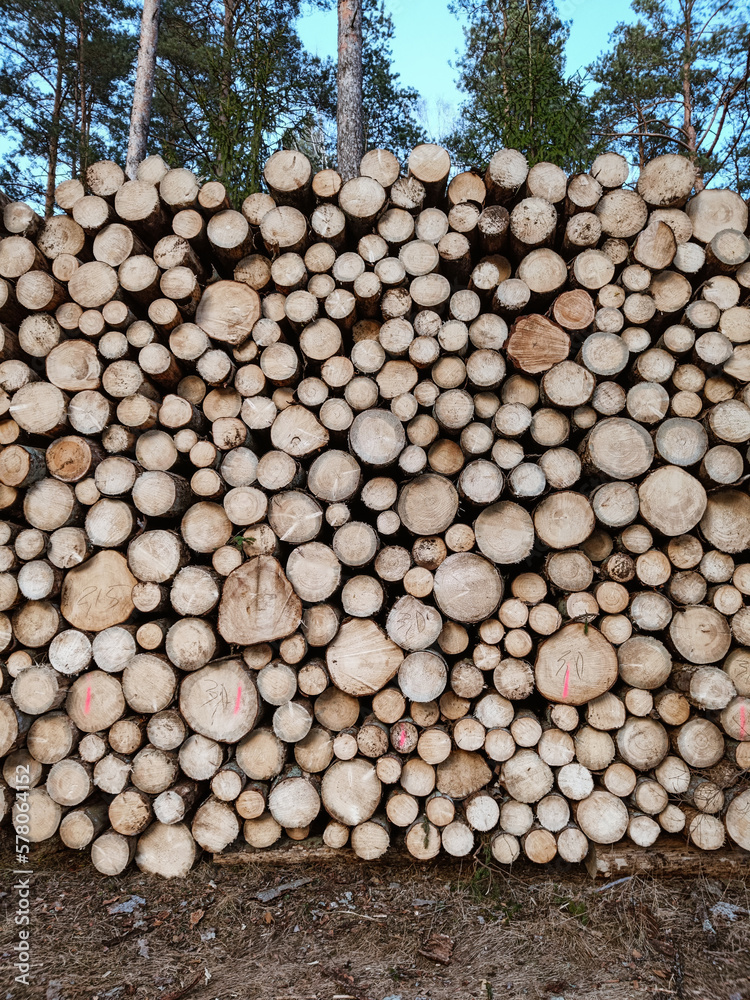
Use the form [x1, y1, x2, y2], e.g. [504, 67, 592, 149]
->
[77, 1, 90, 178]
[680, 5, 702, 191]
[44, 17, 67, 219]
[337, 0, 363, 182]
[126, 0, 162, 180]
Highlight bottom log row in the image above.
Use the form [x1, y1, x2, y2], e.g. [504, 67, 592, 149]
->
[4, 593, 750, 878]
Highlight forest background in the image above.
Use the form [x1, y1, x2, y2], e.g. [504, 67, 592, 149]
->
[0, 0, 748, 216]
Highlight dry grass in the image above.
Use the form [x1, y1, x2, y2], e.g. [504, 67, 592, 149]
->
[1, 837, 749, 1000]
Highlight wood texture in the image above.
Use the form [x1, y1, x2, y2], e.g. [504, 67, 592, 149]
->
[0, 144, 748, 877]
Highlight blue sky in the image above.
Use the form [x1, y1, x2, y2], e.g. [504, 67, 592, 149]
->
[299, 0, 638, 130]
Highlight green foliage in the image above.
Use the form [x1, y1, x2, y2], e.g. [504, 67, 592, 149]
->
[448, 0, 599, 171]
[590, 0, 750, 187]
[230, 533, 254, 550]
[151, 0, 333, 203]
[421, 812, 431, 848]
[588, 22, 676, 170]
[0, 0, 136, 212]
[0, 0, 422, 211]
[553, 886, 590, 925]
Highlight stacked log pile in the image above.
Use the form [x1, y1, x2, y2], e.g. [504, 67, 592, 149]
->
[1, 145, 749, 878]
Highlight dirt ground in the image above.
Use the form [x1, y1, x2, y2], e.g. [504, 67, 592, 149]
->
[1, 837, 749, 1000]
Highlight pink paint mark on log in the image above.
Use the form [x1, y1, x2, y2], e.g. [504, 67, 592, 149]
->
[84, 686, 92, 714]
[398, 727, 406, 750]
[740, 703, 747, 740]
[562, 664, 570, 700]
[234, 685, 243, 714]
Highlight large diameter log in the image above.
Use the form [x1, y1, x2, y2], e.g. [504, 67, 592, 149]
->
[617, 636, 672, 689]
[725, 789, 750, 851]
[195, 280, 261, 346]
[153, 781, 200, 825]
[27, 711, 79, 764]
[135, 822, 197, 877]
[500, 750, 553, 803]
[326, 618, 403, 696]
[535, 623, 617, 705]
[218, 556, 301, 644]
[638, 466, 707, 536]
[91, 830, 136, 875]
[68, 261, 119, 309]
[339, 176, 387, 232]
[122, 655, 177, 713]
[507, 315, 570, 373]
[268, 770, 321, 828]
[432, 553, 503, 623]
[11, 665, 68, 715]
[534, 492, 594, 549]
[581, 418, 654, 479]
[271, 405, 329, 457]
[669, 605, 731, 664]
[349, 409, 406, 466]
[13, 786, 62, 842]
[264, 149, 312, 207]
[559, 760, 599, 799]
[321, 758, 381, 825]
[474, 501, 534, 564]
[397, 474, 459, 535]
[686, 188, 748, 243]
[180, 658, 260, 742]
[60, 550, 136, 631]
[575, 790, 629, 844]
[60, 800, 108, 850]
[10, 382, 68, 436]
[437, 749, 492, 799]
[399, 651, 448, 701]
[617, 717, 669, 770]
[66, 671, 125, 732]
[0, 695, 41, 757]
[386, 595, 442, 652]
[286, 543, 341, 601]
[192, 796, 240, 852]
[636, 153, 695, 207]
[485, 148, 528, 203]
[700, 490, 750, 554]
[46, 758, 93, 806]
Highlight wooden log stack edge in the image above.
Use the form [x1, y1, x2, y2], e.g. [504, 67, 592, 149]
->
[0, 146, 749, 878]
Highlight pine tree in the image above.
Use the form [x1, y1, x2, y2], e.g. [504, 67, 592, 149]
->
[588, 23, 674, 171]
[0, 0, 136, 213]
[151, 0, 332, 203]
[448, 0, 598, 171]
[590, 0, 750, 188]
[727, 138, 750, 199]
